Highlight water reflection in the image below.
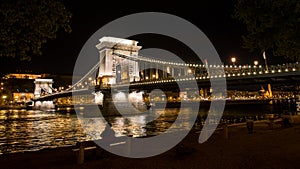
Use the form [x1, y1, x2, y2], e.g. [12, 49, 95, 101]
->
[111, 116, 147, 137]
[79, 108, 190, 139]
[0, 110, 86, 155]
[78, 117, 106, 140]
[0, 100, 297, 155]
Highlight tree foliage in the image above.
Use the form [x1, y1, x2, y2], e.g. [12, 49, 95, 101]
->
[233, 0, 300, 61]
[0, 0, 72, 61]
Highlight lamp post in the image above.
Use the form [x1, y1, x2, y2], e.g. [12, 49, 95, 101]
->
[231, 57, 236, 66]
[262, 51, 272, 97]
[254, 60, 259, 66]
[263, 51, 269, 71]
[253, 60, 259, 74]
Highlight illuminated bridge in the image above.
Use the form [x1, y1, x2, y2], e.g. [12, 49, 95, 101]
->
[31, 37, 300, 109]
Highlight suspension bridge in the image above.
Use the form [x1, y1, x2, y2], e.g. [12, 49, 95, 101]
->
[29, 37, 300, 110]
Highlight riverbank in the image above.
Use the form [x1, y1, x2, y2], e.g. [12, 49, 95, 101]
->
[0, 105, 27, 110]
[1, 121, 300, 169]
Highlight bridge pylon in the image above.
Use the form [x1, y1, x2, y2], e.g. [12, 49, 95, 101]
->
[34, 79, 54, 98]
[96, 37, 142, 86]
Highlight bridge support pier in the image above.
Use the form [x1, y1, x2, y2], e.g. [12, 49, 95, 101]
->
[33, 100, 55, 110]
[96, 90, 147, 116]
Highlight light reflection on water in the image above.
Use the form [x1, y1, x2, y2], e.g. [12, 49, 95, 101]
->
[0, 108, 195, 155]
[0, 110, 86, 155]
[76, 108, 194, 140]
[0, 101, 296, 155]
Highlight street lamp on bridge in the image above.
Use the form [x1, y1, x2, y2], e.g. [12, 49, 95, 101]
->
[262, 51, 272, 97]
[263, 51, 269, 71]
[231, 57, 236, 66]
[254, 60, 259, 66]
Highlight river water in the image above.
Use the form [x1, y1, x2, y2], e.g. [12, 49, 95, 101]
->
[0, 100, 297, 155]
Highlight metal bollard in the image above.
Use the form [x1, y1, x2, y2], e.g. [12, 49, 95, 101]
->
[77, 142, 84, 164]
[224, 125, 228, 139]
[246, 120, 254, 133]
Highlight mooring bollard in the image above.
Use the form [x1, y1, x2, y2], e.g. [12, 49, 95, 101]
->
[224, 124, 228, 139]
[246, 119, 254, 133]
[77, 142, 84, 164]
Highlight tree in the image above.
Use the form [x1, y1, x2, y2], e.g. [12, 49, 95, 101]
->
[233, 0, 300, 61]
[0, 0, 72, 61]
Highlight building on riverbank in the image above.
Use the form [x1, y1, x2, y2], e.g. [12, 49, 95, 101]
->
[0, 73, 79, 106]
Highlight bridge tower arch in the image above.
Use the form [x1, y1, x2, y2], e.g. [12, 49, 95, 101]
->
[95, 37, 142, 86]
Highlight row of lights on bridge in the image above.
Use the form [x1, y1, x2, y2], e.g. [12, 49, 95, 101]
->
[69, 62, 298, 90]
[73, 67, 297, 88]
[130, 67, 297, 86]
[117, 52, 299, 71]
[122, 52, 265, 68]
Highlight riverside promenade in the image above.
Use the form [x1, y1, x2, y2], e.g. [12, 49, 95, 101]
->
[1, 121, 300, 169]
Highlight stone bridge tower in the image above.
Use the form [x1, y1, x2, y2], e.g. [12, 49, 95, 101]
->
[95, 37, 141, 86]
[34, 79, 53, 98]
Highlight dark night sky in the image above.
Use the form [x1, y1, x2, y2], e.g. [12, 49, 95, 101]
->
[2, 0, 286, 75]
